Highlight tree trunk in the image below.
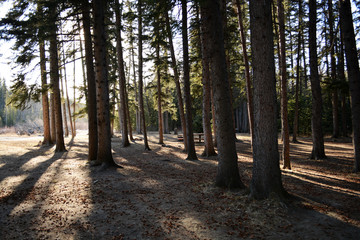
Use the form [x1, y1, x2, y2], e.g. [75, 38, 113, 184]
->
[50, 92, 56, 143]
[339, 0, 360, 172]
[156, 40, 164, 145]
[60, 36, 75, 139]
[301, 32, 308, 90]
[60, 36, 69, 137]
[81, 0, 98, 161]
[293, 0, 303, 143]
[132, 47, 141, 134]
[210, 80, 217, 147]
[50, 25, 66, 152]
[249, 0, 287, 199]
[234, 0, 254, 145]
[309, 0, 326, 160]
[66, 46, 75, 138]
[293, 48, 300, 143]
[165, 10, 187, 151]
[125, 65, 134, 141]
[200, 0, 244, 189]
[338, 29, 348, 137]
[182, 0, 197, 160]
[328, 0, 339, 139]
[128, 24, 141, 135]
[220, 0, 238, 142]
[277, 0, 290, 169]
[48, 3, 66, 152]
[138, 0, 150, 151]
[163, 111, 169, 134]
[125, 86, 134, 141]
[115, 0, 130, 147]
[77, 17, 88, 103]
[72, 42, 76, 137]
[37, 3, 51, 146]
[39, 41, 51, 145]
[60, 64, 69, 138]
[93, 0, 117, 167]
[199, 6, 216, 157]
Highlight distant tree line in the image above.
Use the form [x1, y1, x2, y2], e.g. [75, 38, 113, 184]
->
[0, 79, 43, 127]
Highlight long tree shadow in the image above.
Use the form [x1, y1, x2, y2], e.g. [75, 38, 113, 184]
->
[81, 135, 360, 239]
[0, 147, 66, 233]
[3, 134, 358, 238]
[79, 136, 225, 238]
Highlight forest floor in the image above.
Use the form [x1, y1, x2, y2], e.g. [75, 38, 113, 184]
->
[0, 130, 359, 240]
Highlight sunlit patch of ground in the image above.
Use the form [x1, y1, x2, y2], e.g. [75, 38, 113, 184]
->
[0, 131, 359, 239]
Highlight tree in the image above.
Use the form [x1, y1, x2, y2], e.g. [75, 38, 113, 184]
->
[165, 8, 187, 151]
[339, 0, 360, 172]
[93, 0, 118, 168]
[200, 0, 243, 189]
[182, 0, 197, 160]
[234, 0, 254, 145]
[249, 0, 287, 199]
[309, 0, 326, 160]
[124, 2, 141, 135]
[59, 58, 69, 138]
[199, 4, 216, 157]
[150, 4, 165, 145]
[48, 2, 66, 152]
[155, 37, 164, 145]
[38, 4, 51, 146]
[115, 0, 130, 147]
[328, 0, 339, 139]
[338, 27, 348, 137]
[81, 0, 98, 161]
[277, 0, 290, 169]
[292, 0, 304, 143]
[138, 0, 151, 151]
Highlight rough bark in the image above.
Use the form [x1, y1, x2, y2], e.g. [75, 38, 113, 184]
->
[125, 86, 134, 141]
[277, 0, 290, 169]
[60, 63, 69, 137]
[93, 0, 117, 167]
[210, 80, 217, 147]
[132, 48, 141, 134]
[220, 0, 237, 142]
[50, 41, 66, 152]
[39, 41, 51, 145]
[155, 41, 164, 145]
[128, 24, 141, 134]
[182, 0, 197, 160]
[328, 0, 339, 139]
[77, 17, 88, 103]
[199, 7, 216, 157]
[249, 0, 287, 199]
[49, 18, 66, 153]
[115, 0, 130, 147]
[67, 47, 75, 138]
[293, 0, 303, 143]
[309, 0, 326, 160]
[138, 0, 150, 151]
[234, 0, 254, 145]
[338, 30, 348, 137]
[50, 92, 56, 143]
[165, 10, 187, 151]
[81, 0, 98, 161]
[37, 3, 51, 146]
[60, 34, 74, 138]
[339, 0, 360, 172]
[72, 43, 76, 137]
[200, 0, 244, 189]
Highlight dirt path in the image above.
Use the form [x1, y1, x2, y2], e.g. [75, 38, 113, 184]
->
[0, 132, 359, 239]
